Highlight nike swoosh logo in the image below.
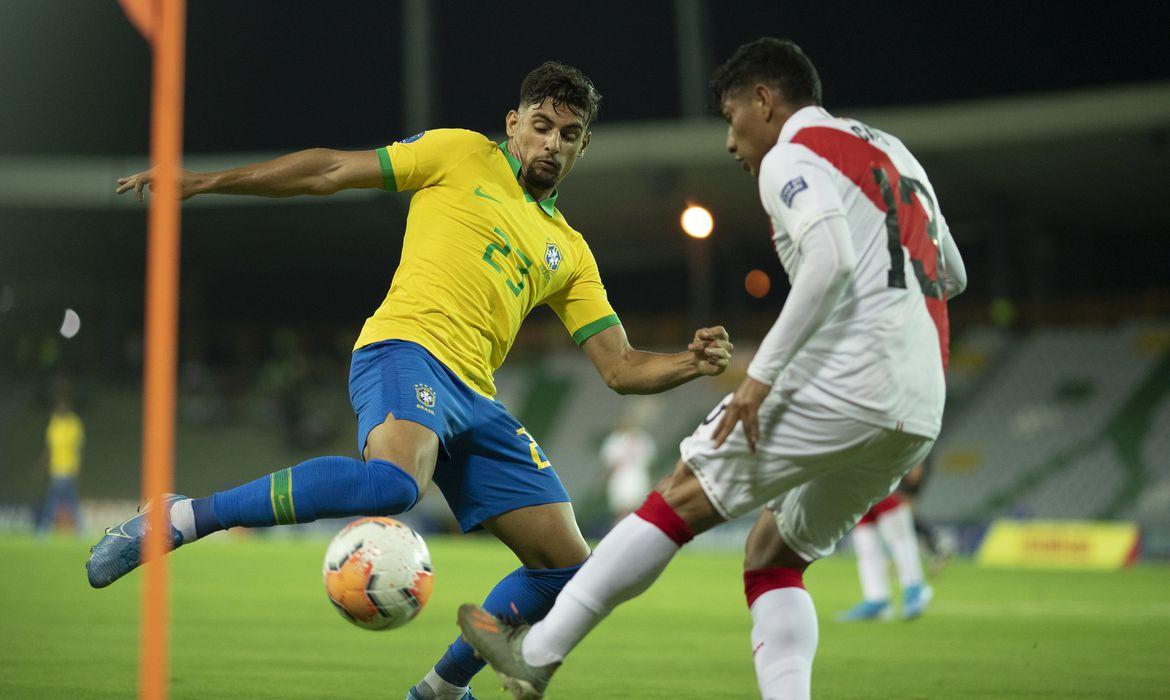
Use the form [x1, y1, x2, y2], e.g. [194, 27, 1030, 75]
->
[474, 186, 501, 203]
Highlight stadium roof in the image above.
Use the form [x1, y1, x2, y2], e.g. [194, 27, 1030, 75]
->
[2, 82, 1167, 269]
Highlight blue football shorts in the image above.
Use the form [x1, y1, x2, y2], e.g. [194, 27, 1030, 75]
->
[349, 340, 569, 532]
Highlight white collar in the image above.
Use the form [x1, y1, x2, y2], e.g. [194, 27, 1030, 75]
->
[779, 105, 833, 143]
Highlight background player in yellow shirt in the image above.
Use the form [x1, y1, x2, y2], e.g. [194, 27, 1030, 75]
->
[38, 393, 85, 534]
[89, 62, 733, 700]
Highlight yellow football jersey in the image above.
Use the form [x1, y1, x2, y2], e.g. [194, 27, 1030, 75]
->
[353, 129, 620, 397]
[46, 411, 84, 478]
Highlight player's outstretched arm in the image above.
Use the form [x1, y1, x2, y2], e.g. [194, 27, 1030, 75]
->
[581, 324, 732, 395]
[114, 149, 382, 201]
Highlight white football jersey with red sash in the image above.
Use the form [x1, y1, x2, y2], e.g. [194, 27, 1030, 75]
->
[758, 106, 951, 439]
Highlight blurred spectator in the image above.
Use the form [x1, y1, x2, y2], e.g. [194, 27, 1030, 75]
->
[180, 357, 223, 426]
[36, 391, 85, 534]
[260, 329, 338, 451]
[599, 405, 658, 524]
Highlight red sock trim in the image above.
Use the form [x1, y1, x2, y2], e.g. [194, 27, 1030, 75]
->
[744, 567, 805, 608]
[634, 491, 694, 546]
[858, 493, 903, 525]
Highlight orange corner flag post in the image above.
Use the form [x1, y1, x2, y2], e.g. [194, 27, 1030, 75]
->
[136, 0, 186, 699]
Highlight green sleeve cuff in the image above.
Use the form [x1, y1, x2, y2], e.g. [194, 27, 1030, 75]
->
[571, 314, 621, 346]
[377, 147, 396, 191]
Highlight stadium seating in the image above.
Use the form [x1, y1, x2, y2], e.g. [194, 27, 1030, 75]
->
[920, 322, 1170, 523]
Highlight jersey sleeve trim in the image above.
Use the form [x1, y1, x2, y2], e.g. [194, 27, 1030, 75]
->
[571, 314, 621, 346]
[377, 146, 396, 192]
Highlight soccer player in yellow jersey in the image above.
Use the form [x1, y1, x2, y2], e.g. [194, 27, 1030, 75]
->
[38, 394, 85, 533]
[90, 62, 733, 699]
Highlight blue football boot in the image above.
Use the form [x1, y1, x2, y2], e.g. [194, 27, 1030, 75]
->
[405, 684, 477, 700]
[836, 599, 893, 622]
[86, 493, 187, 588]
[901, 583, 933, 620]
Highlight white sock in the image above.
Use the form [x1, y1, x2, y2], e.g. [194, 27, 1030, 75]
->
[852, 524, 890, 602]
[169, 498, 196, 543]
[876, 505, 924, 588]
[418, 668, 468, 699]
[750, 587, 818, 700]
[521, 513, 680, 667]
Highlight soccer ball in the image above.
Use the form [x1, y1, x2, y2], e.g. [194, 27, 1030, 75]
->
[323, 517, 434, 631]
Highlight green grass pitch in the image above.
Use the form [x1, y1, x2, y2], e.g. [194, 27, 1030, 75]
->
[2, 534, 1168, 698]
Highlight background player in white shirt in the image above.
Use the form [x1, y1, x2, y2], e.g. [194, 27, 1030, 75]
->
[459, 37, 968, 699]
[600, 404, 659, 524]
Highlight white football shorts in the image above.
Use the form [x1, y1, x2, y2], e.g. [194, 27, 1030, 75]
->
[680, 390, 933, 561]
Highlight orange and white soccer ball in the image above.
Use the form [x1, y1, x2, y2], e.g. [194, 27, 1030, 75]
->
[323, 517, 434, 631]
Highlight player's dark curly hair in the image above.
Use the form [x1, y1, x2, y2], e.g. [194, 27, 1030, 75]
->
[519, 61, 602, 127]
[711, 38, 822, 107]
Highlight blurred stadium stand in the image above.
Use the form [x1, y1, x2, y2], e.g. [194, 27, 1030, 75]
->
[2, 1, 1168, 559]
[921, 323, 1170, 523]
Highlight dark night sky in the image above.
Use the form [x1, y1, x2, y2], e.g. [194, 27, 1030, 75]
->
[1, 1, 1168, 156]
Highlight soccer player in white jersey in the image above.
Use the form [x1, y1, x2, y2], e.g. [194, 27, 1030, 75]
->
[458, 37, 968, 699]
[600, 414, 658, 524]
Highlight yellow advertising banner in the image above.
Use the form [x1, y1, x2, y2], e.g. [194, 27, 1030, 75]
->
[977, 520, 1140, 570]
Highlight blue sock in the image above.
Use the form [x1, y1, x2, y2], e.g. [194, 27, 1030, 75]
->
[192, 456, 418, 535]
[433, 561, 584, 686]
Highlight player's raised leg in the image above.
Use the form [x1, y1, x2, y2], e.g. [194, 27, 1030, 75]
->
[411, 503, 589, 700]
[86, 417, 433, 588]
[87, 340, 444, 589]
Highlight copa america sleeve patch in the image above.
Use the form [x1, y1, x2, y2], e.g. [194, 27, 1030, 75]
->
[780, 176, 808, 207]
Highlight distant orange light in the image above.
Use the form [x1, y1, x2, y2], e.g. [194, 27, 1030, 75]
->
[745, 269, 771, 298]
[680, 205, 714, 239]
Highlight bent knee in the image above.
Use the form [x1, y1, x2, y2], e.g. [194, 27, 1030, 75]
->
[363, 414, 439, 490]
[363, 459, 423, 515]
[656, 460, 723, 534]
[744, 510, 812, 572]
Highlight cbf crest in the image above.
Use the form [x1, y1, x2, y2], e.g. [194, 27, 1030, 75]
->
[544, 243, 563, 272]
[414, 384, 436, 415]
